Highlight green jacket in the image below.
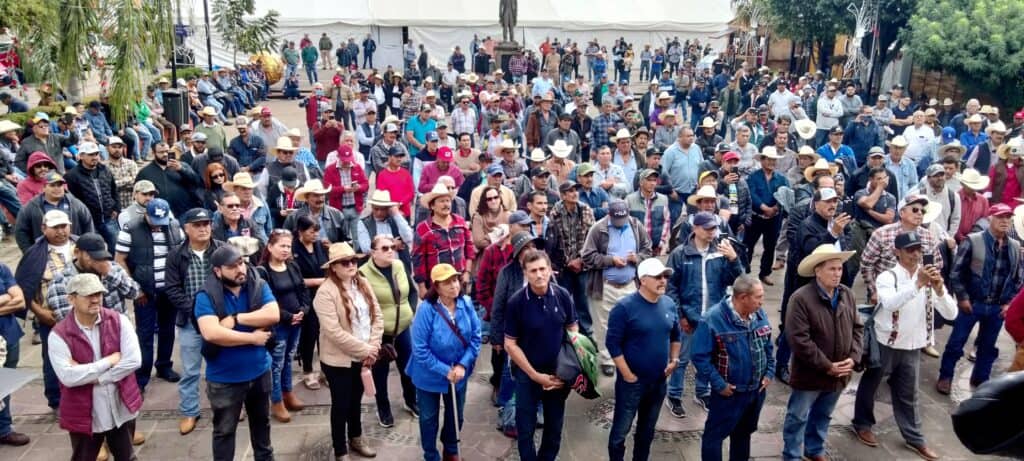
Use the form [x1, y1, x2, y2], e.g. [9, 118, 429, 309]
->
[301, 46, 319, 65]
[359, 259, 416, 337]
[194, 123, 228, 153]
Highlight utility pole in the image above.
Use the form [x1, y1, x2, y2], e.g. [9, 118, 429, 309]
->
[203, 0, 213, 71]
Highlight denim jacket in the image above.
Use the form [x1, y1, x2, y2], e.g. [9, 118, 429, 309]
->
[690, 297, 775, 393]
[666, 241, 744, 325]
[405, 296, 482, 393]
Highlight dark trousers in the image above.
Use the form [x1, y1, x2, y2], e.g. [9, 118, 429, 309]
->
[416, 385, 467, 461]
[0, 327, 20, 436]
[370, 329, 417, 418]
[742, 214, 783, 278]
[852, 344, 925, 446]
[40, 324, 61, 408]
[489, 348, 506, 389]
[69, 419, 136, 461]
[298, 307, 320, 374]
[135, 291, 175, 391]
[608, 378, 667, 461]
[701, 389, 766, 461]
[557, 270, 591, 335]
[514, 368, 571, 461]
[322, 362, 364, 456]
[940, 302, 1004, 383]
[207, 371, 274, 461]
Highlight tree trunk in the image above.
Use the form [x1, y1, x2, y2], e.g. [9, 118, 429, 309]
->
[66, 75, 83, 102]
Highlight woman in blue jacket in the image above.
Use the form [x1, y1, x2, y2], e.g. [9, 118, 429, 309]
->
[406, 263, 482, 461]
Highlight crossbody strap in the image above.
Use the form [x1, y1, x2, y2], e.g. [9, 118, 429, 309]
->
[431, 302, 468, 348]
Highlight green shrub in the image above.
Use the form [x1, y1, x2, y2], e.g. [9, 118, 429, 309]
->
[156, 67, 206, 84]
[0, 103, 70, 126]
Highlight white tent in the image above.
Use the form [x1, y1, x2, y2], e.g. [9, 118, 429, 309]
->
[183, 0, 734, 74]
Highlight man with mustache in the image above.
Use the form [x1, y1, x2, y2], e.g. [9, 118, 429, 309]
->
[412, 183, 475, 295]
[134, 142, 202, 218]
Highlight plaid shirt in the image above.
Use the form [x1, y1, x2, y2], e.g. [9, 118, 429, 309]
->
[548, 201, 595, 268]
[951, 232, 1020, 304]
[47, 263, 140, 321]
[107, 157, 139, 210]
[591, 113, 622, 151]
[508, 55, 528, 76]
[860, 223, 943, 297]
[184, 251, 210, 306]
[337, 167, 356, 207]
[412, 214, 476, 283]
[450, 106, 478, 137]
[474, 242, 513, 318]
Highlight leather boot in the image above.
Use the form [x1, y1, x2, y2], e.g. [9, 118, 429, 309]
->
[283, 391, 305, 412]
[349, 436, 376, 458]
[271, 401, 291, 423]
[97, 443, 110, 461]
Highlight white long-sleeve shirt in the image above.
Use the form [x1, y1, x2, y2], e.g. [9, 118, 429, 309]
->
[48, 311, 142, 433]
[875, 264, 958, 350]
[816, 95, 844, 130]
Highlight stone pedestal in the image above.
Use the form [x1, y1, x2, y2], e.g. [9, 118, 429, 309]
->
[493, 41, 522, 82]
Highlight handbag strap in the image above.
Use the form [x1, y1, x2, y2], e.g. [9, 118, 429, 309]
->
[432, 302, 468, 348]
[389, 271, 402, 344]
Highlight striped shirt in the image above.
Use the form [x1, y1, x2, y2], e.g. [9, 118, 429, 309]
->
[116, 229, 173, 289]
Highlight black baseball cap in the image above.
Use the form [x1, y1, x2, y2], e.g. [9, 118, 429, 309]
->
[894, 231, 922, 250]
[181, 208, 213, 224]
[210, 245, 243, 267]
[76, 233, 112, 260]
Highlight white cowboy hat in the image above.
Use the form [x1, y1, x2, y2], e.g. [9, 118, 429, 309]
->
[794, 119, 817, 140]
[466, 73, 479, 83]
[804, 158, 839, 182]
[1014, 205, 1024, 239]
[286, 127, 302, 138]
[657, 110, 678, 123]
[419, 182, 454, 208]
[293, 179, 333, 202]
[797, 244, 856, 277]
[939, 140, 967, 158]
[921, 198, 943, 225]
[200, 106, 218, 117]
[756, 146, 784, 160]
[797, 145, 820, 160]
[0, 120, 21, 134]
[228, 236, 261, 257]
[967, 113, 984, 124]
[548, 139, 574, 158]
[657, 91, 671, 100]
[488, 223, 510, 244]
[275, 136, 298, 152]
[985, 121, 1009, 135]
[610, 128, 632, 142]
[224, 172, 258, 191]
[686, 185, 719, 207]
[887, 135, 909, 148]
[528, 148, 550, 163]
[959, 168, 990, 191]
[698, 117, 716, 129]
[367, 190, 399, 208]
[497, 138, 520, 151]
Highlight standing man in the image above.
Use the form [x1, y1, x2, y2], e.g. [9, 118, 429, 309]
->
[362, 33, 376, 69]
[852, 231, 954, 460]
[625, 169, 672, 256]
[661, 127, 702, 219]
[106, 137, 138, 211]
[606, 258, 681, 461]
[412, 183, 475, 293]
[938, 204, 1023, 394]
[692, 275, 774, 461]
[504, 250, 578, 461]
[318, 33, 333, 70]
[135, 142, 202, 218]
[64, 142, 121, 251]
[194, 245, 279, 461]
[549, 180, 596, 335]
[743, 147, 789, 285]
[782, 245, 862, 461]
[48, 273, 142, 461]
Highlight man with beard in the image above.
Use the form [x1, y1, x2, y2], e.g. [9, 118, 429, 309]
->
[14, 172, 95, 253]
[135, 142, 202, 218]
[106, 137, 138, 210]
[194, 245, 278, 461]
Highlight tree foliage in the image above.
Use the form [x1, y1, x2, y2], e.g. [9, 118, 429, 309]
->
[759, 0, 855, 47]
[905, 0, 1024, 103]
[212, 0, 280, 65]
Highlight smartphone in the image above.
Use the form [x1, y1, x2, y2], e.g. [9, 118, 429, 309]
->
[923, 254, 935, 266]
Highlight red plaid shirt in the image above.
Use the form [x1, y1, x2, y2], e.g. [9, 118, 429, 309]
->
[412, 214, 476, 284]
[474, 241, 513, 319]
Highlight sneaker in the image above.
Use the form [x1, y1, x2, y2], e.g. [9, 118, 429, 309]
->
[693, 395, 710, 412]
[31, 331, 41, 345]
[404, 401, 419, 419]
[967, 349, 977, 362]
[665, 397, 686, 418]
[377, 409, 394, 428]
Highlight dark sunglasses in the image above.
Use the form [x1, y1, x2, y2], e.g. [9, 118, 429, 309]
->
[907, 207, 924, 214]
[223, 203, 241, 209]
[485, 195, 500, 201]
[211, 173, 226, 179]
[376, 245, 395, 252]
[337, 259, 358, 267]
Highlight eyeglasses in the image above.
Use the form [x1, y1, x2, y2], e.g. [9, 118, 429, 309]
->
[485, 195, 500, 201]
[337, 259, 358, 267]
[376, 245, 395, 252]
[223, 203, 241, 209]
[211, 173, 226, 179]
[907, 207, 924, 214]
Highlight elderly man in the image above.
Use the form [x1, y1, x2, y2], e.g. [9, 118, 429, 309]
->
[225, 172, 273, 238]
[661, 127, 702, 219]
[16, 112, 77, 174]
[860, 194, 945, 304]
[884, 136, 918, 201]
[626, 169, 672, 256]
[743, 147, 789, 284]
[227, 118, 266, 174]
[692, 275, 774, 461]
[412, 183, 475, 293]
[194, 107, 229, 153]
[782, 245, 862, 461]
[49, 273, 143, 461]
[282, 179, 349, 243]
[418, 146, 464, 193]
[852, 232, 955, 460]
[355, 190, 414, 269]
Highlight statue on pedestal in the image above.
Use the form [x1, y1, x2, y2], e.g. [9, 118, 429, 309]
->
[500, 0, 518, 43]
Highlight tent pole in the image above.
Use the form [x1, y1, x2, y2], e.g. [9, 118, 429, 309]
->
[202, 0, 213, 71]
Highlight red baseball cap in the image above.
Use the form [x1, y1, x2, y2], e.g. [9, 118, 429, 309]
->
[722, 151, 741, 163]
[260, 107, 272, 116]
[437, 146, 454, 162]
[337, 145, 354, 163]
[989, 203, 1014, 217]
[1015, 110, 1024, 119]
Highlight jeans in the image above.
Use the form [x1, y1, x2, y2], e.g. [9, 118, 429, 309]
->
[702, 389, 766, 461]
[0, 182, 21, 221]
[940, 301, 1003, 383]
[40, 324, 60, 408]
[142, 121, 162, 144]
[496, 355, 516, 407]
[639, 61, 650, 82]
[853, 344, 925, 446]
[364, 53, 373, 69]
[416, 385, 467, 461]
[322, 362, 363, 456]
[207, 371, 274, 461]
[742, 214, 783, 278]
[371, 329, 417, 418]
[177, 322, 204, 417]
[298, 307, 320, 374]
[69, 419, 136, 461]
[608, 378, 667, 461]
[305, 66, 318, 85]
[0, 326, 20, 436]
[781, 389, 841, 460]
[135, 291, 176, 391]
[514, 368, 571, 461]
[270, 322, 302, 403]
[285, 64, 298, 82]
[556, 270, 591, 335]
[668, 329, 710, 400]
[98, 217, 120, 258]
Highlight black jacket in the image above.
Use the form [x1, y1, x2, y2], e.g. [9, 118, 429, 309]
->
[165, 239, 226, 326]
[14, 195, 95, 253]
[63, 163, 120, 224]
[135, 162, 202, 217]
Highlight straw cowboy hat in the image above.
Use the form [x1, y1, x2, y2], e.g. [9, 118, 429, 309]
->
[756, 146, 784, 160]
[0, 120, 21, 134]
[286, 127, 302, 138]
[228, 236, 261, 257]
[497, 138, 520, 151]
[979, 105, 995, 115]
[200, 106, 218, 117]
[985, 121, 1009, 136]
[959, 168, 990, 191]
[466, 73, 479, 83]
[367, 190, 399, 208]
[939, 140, 967, 158]
[275, 136, 298, 152]
[657, 91, 671, 101]
[224, 172, 258, 191]
[967, 113, 984, 124]
[658, 110, 678, 123]
[610, 128, 632, 142]
[687, 185, 719, 207]
[887, 135, 909, 148]
[698, 117, 716, 129]
[548, 139, 574, 158]
[794, 119, 817, 140]
[293, 179, 333, 202]
[921, 198, 943, 225]
[803, 158, 839, 182]
[796, 145, 820, 161]
[419, 182, 454, 208]
[797, 244, 856, 277]
[998, 138, 1024, 160]
[321, 242, 363, 269]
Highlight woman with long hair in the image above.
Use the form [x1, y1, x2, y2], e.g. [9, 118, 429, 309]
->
[359, 235, 419, 427]
[406, 264, 481, 461]
[990, 142, 1024, 207]
[314, 242, 382, 459]
[470, 185, 510, 255]
[203, 162, 229, 210]
[291, 216, 328, 389]
[260, 229, 309, 423]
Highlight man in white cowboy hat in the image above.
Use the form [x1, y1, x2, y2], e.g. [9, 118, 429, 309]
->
[785, 146, 819, 187]
[283, 179, 349, 244]
[742, 147, 790, 285]
[222, 172, 271, 236]
[412, 182, 475, 294]
[955, 168, 990, 242]
[544, 113, 581, 161]
[355, 190, 413, 264]
[260, 136, 315, 198]
[881, 135, 918, 201]
[194, 106, 228, 153]
[860, 194, 945, 304]
[610, 128, 643, 182]
[694, 116, 722, 159]
[496, 137, 528, 181]
[654, 109, 682, 152]
[781, 244, 861, 461]
[960, 113, 988, 153]
[966, 119, 1009, 174]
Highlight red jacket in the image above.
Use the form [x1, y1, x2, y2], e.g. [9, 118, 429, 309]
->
[303, 95, 332, 128]
[1006, 289, 1024, 344]
[313, 122, 343, 161]
[322, 162, 369, 213]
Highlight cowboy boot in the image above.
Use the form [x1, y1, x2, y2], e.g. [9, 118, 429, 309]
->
[349, 436, 376, 458]
[283, 391, 305, 412]
[271, 401, 291, 423]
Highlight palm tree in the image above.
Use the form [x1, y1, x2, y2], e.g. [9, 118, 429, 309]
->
[212, 0, 279, 66]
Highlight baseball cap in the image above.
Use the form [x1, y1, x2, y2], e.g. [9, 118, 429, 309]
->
[146, 198, 172, 226]
[66, 273, 107, 296]
[722, 151, 742, 163]
[867, 146, 884, 157]
[530, 166, 550, 177]
[337, 145, 355, 162]
[576, 162, 596, 177]
[181, 208, 212, 224]
[384, 123, 399, 133]
[260, 107, 272, 116]
[486, 164, 504, 176]
[901, 194, 929, 209]
[925, 163, 945, 177]
[894, 231, 923, 250]
[508, 210, 532, 226]
[816, 187, 839, 201]
[558, 180, 583, 193]
[698, 170, 720, 184]
[45, 172, 65, 185]
[43, 210, 71, 228]
[510, 231, 544, 259]
[638, 169, 659, 180]
[210, 245, 244, 267]
[425, 131, 439, 143]
[829, 125, 844, 135]
[108, 136, 125, 145]
[989, 203, 1014, 217]
[637, 258, 673, 278]
[192, 132, 208, 142]
[281, 166, 299, 188]
[75, 232, 112, 260]
[608, 200, 628, 219]
[692, 211, 720, 229]
[133, 180, 156, 194]
[716, 142, 731, 152]
[436, 146, 454, 162]
[179, 124, 193, 133]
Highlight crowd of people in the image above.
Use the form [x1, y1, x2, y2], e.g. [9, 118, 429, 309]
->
[2, 30, 1024, 461]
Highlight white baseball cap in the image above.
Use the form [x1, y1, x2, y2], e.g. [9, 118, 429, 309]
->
[44, 210, 71, 228]
[637, 258, 673, 278]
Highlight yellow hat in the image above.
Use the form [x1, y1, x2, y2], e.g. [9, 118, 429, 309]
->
[430, 263, 460, 283]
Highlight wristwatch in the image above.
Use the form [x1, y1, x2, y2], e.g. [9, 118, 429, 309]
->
[231, 313, 239, 327]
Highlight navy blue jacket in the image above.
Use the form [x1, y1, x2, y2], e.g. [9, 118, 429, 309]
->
[843, 118, 884, 167]
[666, 241, 744, 325]
[691, 297, 775, 392]
[746, 169, 789, 215]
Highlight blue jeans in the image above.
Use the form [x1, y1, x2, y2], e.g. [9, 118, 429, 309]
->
[270, 322, 302, 403]
[305, 65, 318, 85]
[940, 301, 1004, 383]
[608, 378, 667, 461]
[781, 389, 841, 461]
[135, 291, 176, 391]
[416, 385, 467, 461]
[285, 64, 298, 81]
[177, 322, 204, 417]
[122, 127, 142, 161]
[98, 217, 120, 258]
[702, 390, 766, 461]
[496, 355, 515, 407]
[556, 270, 591, 335]
[514, 368, 570, 461]
[39, 324, 60, 409]
[0, 325, 21, 437]
[0, 182, 21, 220]
[668, 330, 710, 400]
